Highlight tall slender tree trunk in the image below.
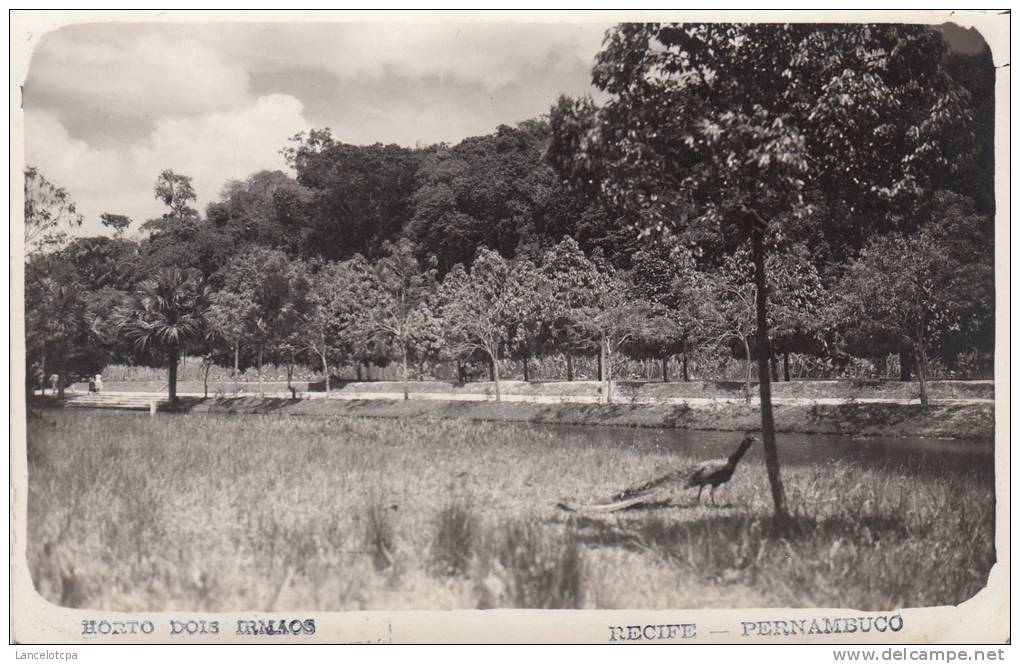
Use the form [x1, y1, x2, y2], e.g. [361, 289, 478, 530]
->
[523, 356, 530, 382]
[321, 351, 330, 394]
[915, 345, 929, 407]
[488, 358, 495, 382]
[783, 352, 791, 382]
[203, 359, 211, 399]
[682, 351, 689, 382]
[356, 362, 363, 381]
[491, 352, 501, 402]
[661, 356, 669, 383]
[601, 336, 613, 404]
[596, 348, 603, 384]
[257, 348, 264, 396]
[234, 341, 239, 377]
[770, 351, 780, 383]
[287, 352, 296, 399]
[566, 354, 574, 382]
[751, 226, 786, 519]
[168, 348, 179, 406]
[401, 343, 409, 401]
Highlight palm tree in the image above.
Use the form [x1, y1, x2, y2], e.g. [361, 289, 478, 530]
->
[29, 276, 87, 399]
[119, 268, 209, 406]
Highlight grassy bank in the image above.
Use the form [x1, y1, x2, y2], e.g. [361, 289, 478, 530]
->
[174, 396, 994, 440]
[64, 378, 995, 401]
[26, 411, 994, 611]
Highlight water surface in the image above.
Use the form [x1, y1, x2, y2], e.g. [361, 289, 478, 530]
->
[519, 422, 995, 481]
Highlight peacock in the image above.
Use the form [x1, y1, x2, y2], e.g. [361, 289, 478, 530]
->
[557, 435, 757, 512]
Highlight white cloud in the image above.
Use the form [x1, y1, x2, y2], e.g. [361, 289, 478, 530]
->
[186, 22, 608, 90]
[25, 94, 312, 236]
[307, 23, 606, 89]
[27, 29, 253, 122]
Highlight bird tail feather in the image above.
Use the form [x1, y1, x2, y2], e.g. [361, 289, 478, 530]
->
[611, 469, 686, 502]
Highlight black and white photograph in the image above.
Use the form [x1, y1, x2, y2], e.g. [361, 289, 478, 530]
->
[9, 9, 1009, 647]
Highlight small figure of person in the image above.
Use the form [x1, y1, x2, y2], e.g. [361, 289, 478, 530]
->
[93, 374, 103, 394]
[49, 373, 59, 394]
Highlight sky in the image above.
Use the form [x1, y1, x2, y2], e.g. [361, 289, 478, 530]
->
[22, 21, 611, 236]
[22, 20, 988, 238]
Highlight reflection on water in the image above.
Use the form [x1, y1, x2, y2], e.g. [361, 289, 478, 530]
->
[519, 423, 994, 481]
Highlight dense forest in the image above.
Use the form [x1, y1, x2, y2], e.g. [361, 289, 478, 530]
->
[24, 24, 995, 407]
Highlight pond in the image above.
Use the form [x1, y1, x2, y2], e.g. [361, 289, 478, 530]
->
[518, 422, 995, 481]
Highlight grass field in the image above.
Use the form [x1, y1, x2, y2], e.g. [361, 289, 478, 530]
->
[25, 410, 994, 612]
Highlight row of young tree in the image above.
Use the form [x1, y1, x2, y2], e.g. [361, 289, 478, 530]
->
[25, 24, 995, 518]
[26, 190, 991, 408]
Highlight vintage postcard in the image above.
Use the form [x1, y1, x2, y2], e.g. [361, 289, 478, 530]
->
[9, 9, 1009, 647]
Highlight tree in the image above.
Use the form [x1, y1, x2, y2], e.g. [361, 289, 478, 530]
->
[838, 193, 994, 405]
[763, 244, 829, 382]
[61, 236, 142, 292]
[692, 264, 758, 399]
[284, 130, 423, 260]
[540, 237, 610, 381]
[118, 267, 210, 406]
[302, 257, 374, 393]
[630, 244, 702, 381]
[359, 239, 438, 399]
[206, 290, 249, 379]
[541, 237, 670, 401]
[409, 121, 564, 272]
[24, 167, 83, 257]
[438, 249, 517, 401]
[25, 257, 88, 397]
[153, 169, 199, 221]
[549, 23, 975, 518]
[504, 257, 557, 382]
[205, 170, 310, 252]
[100, 213, 132, 237]
[591, 298, 678, 403]
[215, 248, 307, 396]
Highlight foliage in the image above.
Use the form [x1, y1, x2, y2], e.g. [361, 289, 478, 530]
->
[548, 22, 979, 517]
[24, 167, 83, 257]
[359, 239, 439, 398]
[408, 120, 594, 272]
[25, 258, 88, 394]
[18, 28, 995, 398]
[438, 249, 519, 400]
[837, 193, 994, 404]
[301, 257, 374, 391]
[205, 170, 310, 252]
[212, 247, 310, 392]
[153, 169, 199, 221]
[116, 267, 210, 404]
[99, 213, 132, 237]
[285, 129, 423, 260]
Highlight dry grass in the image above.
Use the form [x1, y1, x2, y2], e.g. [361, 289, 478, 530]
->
[25, 410, 994, 611]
